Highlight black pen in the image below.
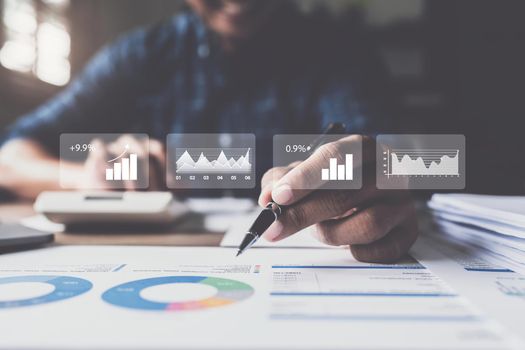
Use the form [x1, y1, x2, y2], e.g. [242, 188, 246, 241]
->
[236, 122, 346, 256]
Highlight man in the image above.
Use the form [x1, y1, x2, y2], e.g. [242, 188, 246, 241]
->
[0, 0, 418, 262]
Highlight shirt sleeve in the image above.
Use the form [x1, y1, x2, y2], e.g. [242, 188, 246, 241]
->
[0, 26, 159, 154]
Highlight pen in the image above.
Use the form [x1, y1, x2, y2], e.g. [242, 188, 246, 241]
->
[236, 122, 346, 256]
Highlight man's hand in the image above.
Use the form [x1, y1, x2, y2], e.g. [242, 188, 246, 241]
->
[258, 135, 418, 263]
[0, 136, 166, 199]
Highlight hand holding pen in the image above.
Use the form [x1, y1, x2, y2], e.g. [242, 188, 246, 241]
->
[237, 125, 419, 263]
[236, 123, 344, 256]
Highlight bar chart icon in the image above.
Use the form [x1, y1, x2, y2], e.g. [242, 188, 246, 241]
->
[60, 133, 149, 189]
[321, 154, 353, 181]
[273, 134, 362, 190]
[105, 145, 138, 181]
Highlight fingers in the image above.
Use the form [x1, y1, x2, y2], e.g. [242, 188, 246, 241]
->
[259, 183, 275, 207]
[263, 183, 382, 242]
[260, 166, 289, 192]
[350, 216, 419, 263]
[258, 163, 296, 206]
[260, 161, 302, 189]
[257, 134, 418, 264]
[313, 199, 415, 246]
[270, 135, 372, 206]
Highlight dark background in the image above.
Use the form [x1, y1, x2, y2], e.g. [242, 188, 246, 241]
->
[1, 0, 524, 193]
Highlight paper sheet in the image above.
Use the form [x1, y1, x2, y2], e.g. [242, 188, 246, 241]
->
[220, 209, 335, 248]
[414, 236, 525, 345]
[428, 194, 525, 276]
[428, 220, 525, 275]
[430, 194, 525, 232]
[0, 245, 520, 349]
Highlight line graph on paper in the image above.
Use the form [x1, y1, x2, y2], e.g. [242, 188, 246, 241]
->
[383, 149, 460, 177]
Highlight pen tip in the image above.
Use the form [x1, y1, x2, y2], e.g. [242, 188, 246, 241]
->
[236, 250, 242, 257]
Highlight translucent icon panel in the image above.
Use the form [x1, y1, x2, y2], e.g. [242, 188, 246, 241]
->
[273, 134, 362, 190]
[59, 133, 149, 190]
[166, 134, 256, 189]
[376, 134, 465, 190]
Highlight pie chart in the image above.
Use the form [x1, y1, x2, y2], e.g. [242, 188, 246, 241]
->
[0, 275, 92, 309]
[102, 276, 254, 311]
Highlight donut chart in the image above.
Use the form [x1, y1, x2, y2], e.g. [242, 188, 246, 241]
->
[102, 276, 254, 311]
[0, 275, 92, 309]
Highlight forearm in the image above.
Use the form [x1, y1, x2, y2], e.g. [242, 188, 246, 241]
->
[0, 139, 82, 199]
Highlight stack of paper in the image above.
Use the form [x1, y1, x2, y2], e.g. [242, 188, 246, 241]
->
[428, 194, 525, 274]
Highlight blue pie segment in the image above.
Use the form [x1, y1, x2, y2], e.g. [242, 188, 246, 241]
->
[0, 275, 93, 309]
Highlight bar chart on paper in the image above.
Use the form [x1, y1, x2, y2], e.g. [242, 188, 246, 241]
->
[321, 154, 353, 181]
[105, 145, 138, 181]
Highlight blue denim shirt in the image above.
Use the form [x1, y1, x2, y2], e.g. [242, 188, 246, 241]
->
[2, 10, 392, 178]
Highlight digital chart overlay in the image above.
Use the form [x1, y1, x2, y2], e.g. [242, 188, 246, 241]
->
[102, 276, 254, 311]
[59, 133, 150, 190]
[175, 148, 252, 174]
[376, 134, 465, 190]
[384, 149, 460, 176]
[166, 134, 255, 189]
[0, 275, 92, 309]
[273, 134, 362, 190]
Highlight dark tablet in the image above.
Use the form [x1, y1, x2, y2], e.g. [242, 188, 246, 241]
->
[0, 223, 54, 249]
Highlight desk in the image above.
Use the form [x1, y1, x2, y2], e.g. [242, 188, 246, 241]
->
[0, 202, 223, 247]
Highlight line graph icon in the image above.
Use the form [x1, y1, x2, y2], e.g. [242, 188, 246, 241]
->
[175, 148, 251, 174]
[166, 134, 255, 189]
[377, 135, 465, 189]
[385, 149, 460, 177]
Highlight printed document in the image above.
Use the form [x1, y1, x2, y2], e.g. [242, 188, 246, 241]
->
[0, 245, 520, 349]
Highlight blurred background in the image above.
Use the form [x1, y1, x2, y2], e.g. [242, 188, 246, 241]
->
[0, 0, 524, 192]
